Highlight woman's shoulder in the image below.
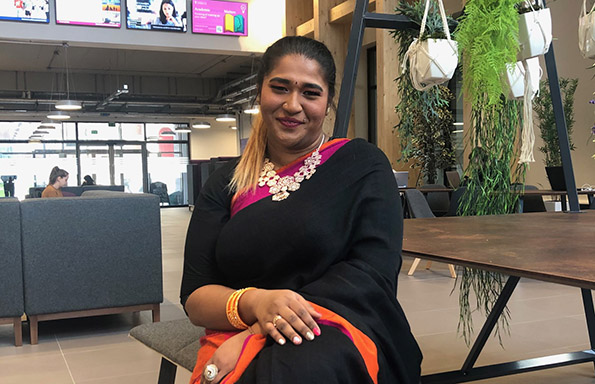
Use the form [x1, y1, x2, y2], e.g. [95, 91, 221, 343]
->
[334, 138, 391, 165]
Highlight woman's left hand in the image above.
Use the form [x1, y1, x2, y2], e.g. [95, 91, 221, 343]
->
[201, 330, 251, 384]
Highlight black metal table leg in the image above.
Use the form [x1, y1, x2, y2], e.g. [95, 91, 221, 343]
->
[461, 276, 520, 373]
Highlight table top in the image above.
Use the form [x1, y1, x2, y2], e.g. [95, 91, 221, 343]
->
[402, 211, 595, 289]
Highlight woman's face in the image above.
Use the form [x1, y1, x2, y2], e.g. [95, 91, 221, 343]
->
[162, 3, 174, 19]
[57, 175, 68, 188]
[260, 54, 329, 155]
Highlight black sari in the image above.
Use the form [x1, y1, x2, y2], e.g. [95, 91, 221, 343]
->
[181, 138, 422, 383]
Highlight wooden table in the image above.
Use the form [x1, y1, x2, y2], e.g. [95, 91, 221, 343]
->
[402, 211, 595, 383]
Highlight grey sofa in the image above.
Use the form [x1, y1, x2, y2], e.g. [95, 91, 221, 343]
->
[0, 198, 24, 346]
[19, 191, 163, 344]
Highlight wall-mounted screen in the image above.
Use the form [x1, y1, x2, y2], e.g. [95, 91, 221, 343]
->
[56, 0, 121, 27]
[192, 0, 247, 36]
[0, 0, 49, 23]
[127, 0, 187, 32]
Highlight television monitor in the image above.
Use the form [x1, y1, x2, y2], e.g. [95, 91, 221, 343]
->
[192, 0, 247, 36]
[0, 0, 49, 23]
[56, 0, 121, 27]
[127, 0, 187, 32]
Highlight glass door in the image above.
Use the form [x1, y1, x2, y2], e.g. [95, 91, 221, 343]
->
[79, 142, 144, 192]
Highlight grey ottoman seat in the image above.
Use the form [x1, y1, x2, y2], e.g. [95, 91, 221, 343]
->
[0, 198, 24, 346]
[21, 193, 163, 344]
[130, 318, 205, 384]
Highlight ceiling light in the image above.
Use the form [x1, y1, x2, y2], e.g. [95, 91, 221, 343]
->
[230, 126, 237, 130]
[175, 126, 192, 133]
[216, 113, 236, 122]
[47, 111, 71, 120]
[55, 99, 82, 111]
[243, 105, 259, 114]
[160, 129, 176, 136]
[33, 130, 49, 135]
[192, 121, 211, 129]
[38, 120, 58, 129]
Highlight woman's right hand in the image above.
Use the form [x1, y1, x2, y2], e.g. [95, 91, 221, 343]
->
[244, 289, 322, 346]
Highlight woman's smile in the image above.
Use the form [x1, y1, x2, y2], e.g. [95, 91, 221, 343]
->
[276, 117, 304, 128]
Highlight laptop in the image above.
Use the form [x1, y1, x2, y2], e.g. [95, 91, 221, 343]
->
[393, 171, 409, 188]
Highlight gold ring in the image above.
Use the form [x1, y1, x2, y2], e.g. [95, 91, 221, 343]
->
[272, 314, 283, 328]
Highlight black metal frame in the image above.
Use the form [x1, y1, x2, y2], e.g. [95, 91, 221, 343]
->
[419, 276, 595, 383]
[332, 0, 580, 212]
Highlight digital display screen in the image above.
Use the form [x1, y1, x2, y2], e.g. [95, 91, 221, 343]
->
[56, 0, 121, 27]
[126, 0, 187, 32]
[192, 0, 247, 36]
[0, 0, 49, 23]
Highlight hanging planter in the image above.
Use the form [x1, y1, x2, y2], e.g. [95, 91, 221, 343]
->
[405, 0, 458, 91]
[517, 1, 552, 61]
[579, 0, 595, 59]
[504, 57, 541, 100]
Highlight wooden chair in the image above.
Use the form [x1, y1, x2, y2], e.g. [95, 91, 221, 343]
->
[403, 189, 456, 278]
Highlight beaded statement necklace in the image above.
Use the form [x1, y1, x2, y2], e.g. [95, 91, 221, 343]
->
[258, 135, 325, 201]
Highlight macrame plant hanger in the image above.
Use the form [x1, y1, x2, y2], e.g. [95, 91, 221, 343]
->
[332, 0, 579, 212]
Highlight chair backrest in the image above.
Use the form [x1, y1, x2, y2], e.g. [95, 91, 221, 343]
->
[446, 187, 467, 216]
[511, 183, 546, 213]
[404, 189, 435, 219]
[419, 184, 450, 216]
[393, 171, 409, 188]
[446, 171, 461, 189]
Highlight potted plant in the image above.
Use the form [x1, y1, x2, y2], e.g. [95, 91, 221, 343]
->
[392, 0, 456, 184]
[516, 0, 552, 61]
[454, 0, 525, 345]
[533, 78, 578, 190]
[404, 0, 458, 91]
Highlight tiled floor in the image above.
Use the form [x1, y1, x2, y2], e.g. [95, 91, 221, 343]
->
[1, 207, 594, 383]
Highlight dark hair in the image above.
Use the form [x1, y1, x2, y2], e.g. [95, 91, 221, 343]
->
[256, 36, 336, 106]
[83, 175, 95, 185]
[159, 0, 177, 24]
[49, 166, 68, 185]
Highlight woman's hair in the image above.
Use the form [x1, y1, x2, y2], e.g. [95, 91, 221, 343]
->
[83, 175, 95, 185]
[49, 166, 68, 185]
[159, 0, 177, 24]
[229, 36, 336, 193]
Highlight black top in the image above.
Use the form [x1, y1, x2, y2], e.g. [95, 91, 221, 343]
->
[181, 139, 422, 383]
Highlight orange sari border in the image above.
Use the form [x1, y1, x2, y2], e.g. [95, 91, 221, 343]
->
[189, 302, 378, 384]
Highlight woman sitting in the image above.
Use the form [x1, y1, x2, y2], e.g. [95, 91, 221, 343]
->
[41, 166, 69, 198]
[181, 36, 422, 384]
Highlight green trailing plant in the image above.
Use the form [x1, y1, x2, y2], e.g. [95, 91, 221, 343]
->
[534, 78, 578, 167]
[391, 0, 456, 184]
[454, 0, 526, 346]
[456, 0, 520, 108]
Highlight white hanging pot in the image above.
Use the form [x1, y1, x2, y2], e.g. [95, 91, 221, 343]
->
[405, 0, 458, 91]
[517, 4, 552, 60]
[504, 57, 541, 100]
[578, 0, 595, 59]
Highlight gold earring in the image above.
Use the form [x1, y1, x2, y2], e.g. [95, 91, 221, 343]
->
[326, 106, 331, 115]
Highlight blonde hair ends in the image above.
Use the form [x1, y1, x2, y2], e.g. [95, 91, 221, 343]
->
[229, 114, 267, 193]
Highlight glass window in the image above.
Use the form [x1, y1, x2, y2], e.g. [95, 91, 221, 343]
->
[147, 142, 189, 206]
[146, 123, 188, 141]
[0, 142, 77, 199]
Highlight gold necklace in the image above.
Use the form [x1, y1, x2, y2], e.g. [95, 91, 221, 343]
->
[258, 135, 325, 201]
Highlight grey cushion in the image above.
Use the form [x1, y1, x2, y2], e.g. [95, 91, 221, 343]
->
[130, 318, 205, 371]
[21, 194, 163, 315]
[0, 198, 24, 318]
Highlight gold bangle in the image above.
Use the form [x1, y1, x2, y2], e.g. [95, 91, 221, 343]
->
[226, 287, 255, 330]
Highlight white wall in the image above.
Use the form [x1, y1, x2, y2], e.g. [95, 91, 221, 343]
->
[0, 0, 284, 55]
[190, 122, 239, 159]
